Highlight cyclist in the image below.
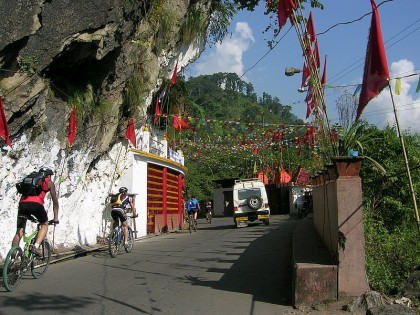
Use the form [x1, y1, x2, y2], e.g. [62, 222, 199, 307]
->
[110, 187, 137, 249]
[12, 167, 59, 257]
[205, 200, 212, 215]
[186, 195, 200, 221]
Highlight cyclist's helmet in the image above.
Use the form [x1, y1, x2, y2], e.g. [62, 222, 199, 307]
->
[119, 187, 128, 194]
[39, 167, 54, 176]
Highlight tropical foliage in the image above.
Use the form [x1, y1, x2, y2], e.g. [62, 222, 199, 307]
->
[361, 125, 420, 295]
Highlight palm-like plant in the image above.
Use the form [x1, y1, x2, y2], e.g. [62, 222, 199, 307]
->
[335, 120, 387, 175]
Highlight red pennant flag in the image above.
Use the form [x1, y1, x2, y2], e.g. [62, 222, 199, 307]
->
[180, 117, 190, 130]
[306, 11, 316, 42]
[0, 96, 12, 148]
[313, 39, 321, 68]
[277, 0, 295, 29]
[170, 62, 178, 90]
[154, 97, 160, 124]
[304, 86, 313, 103]
[321, 55, 327, 86]
[306, 102, 312, 119]
[67, 105, 76, 147]
[301, 62, 310, 88]
[356, 0, 389, 120]
[125, 117, 136, 147]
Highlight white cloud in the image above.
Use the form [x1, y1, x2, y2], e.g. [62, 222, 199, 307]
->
[191, 22, 255, 77]
[365, 59, 420, 132]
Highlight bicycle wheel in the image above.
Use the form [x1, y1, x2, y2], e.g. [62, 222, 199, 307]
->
[3, 246, 24, 292]
[188, 215, 192, 233]
[193, 218, 197, 232]
[31, 240, 51, 279]
[124, 227, 134, 253]
[208, 213, 212, 224]
[108, 227, 120, 258]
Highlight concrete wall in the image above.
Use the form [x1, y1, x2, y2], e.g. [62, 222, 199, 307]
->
[311, 157, 369, 297]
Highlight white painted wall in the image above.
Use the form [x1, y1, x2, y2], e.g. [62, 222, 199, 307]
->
[213, 188, 232, 217]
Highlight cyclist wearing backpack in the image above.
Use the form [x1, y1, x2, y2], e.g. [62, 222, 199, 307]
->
[110, 187, 137, 249]
[186, 195, 200, 221]
[12, 167, 59, 257]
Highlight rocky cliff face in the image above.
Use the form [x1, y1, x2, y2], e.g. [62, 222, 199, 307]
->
[0, 0, 211, 259]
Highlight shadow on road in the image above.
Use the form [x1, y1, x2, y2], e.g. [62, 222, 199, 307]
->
[0, 293, 95, 312]
[186, 217, 297, 306]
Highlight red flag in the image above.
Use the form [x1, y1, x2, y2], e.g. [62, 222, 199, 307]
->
[170, 62, 178, 90]
[301, 62, 310, 88]
[67, 105, 76, 147]
[154, 97, 160, 124]
[356, 0, 389, 120]
[306, 11, 316, 42]
[277, 0, 295, 29]
[125, 117, 136, 147]
[180, 117, 190, 130]
[321, 55, 327, 86]
[0, 96, 12, 148]
[172, 115, 189, 132]
[307, 99, 315, 118]
[313, 39, 320, 68]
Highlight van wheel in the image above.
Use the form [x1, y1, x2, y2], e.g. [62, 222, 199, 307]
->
[247, 195, 262, 210]
[263, 218, 270, 226]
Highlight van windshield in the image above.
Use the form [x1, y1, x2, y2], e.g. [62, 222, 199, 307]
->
[238, 188, 262, 200]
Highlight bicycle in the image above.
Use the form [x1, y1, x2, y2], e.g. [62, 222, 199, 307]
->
[108, 215, 135, 258]
[188, 212, 197, 233]
[3, 215, 54, 292]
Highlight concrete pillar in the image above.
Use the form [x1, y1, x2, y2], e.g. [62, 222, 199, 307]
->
[333, 157, 369, 297]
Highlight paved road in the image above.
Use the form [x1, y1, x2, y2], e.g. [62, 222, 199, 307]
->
[0, 215, 341, 315]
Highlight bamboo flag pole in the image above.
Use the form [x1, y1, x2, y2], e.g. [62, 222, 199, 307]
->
[388, 82, 420, 235]
[292, 2, 337, 159]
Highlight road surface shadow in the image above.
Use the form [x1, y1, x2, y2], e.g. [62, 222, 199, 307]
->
[187, 217, 297, 306]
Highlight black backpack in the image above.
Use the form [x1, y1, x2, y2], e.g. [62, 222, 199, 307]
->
[16, 171, 48, 196]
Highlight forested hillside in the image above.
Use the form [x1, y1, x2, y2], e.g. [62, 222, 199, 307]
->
[159, 72, 310, 199]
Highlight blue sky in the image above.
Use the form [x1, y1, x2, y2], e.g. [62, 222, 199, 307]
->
[187, 0, 420, 132]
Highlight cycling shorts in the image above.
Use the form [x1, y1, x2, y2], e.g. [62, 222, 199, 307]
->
[187, 208, 197, 214]
[111, 207, 128, 223]
[17, 202, 48, 230]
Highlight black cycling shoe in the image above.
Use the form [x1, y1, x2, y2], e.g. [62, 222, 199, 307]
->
[30, 246, 42, 258]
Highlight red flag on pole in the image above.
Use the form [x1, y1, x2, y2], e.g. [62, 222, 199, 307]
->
[67, 105, 76, 147]
[172, 115, 189, 132]
[154, 97, 160, 124]
[0, 96, 12, 148]
[170, 62, 178, 90]
[356, 0, 389, 120]
[125, 117, 136, 147]
[306, 11, 316, 42]
[313, 39, 321, 68]
[321, 55, 327, 86]
[277, 0, 295, 29]
[301, 62, 310, 88]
